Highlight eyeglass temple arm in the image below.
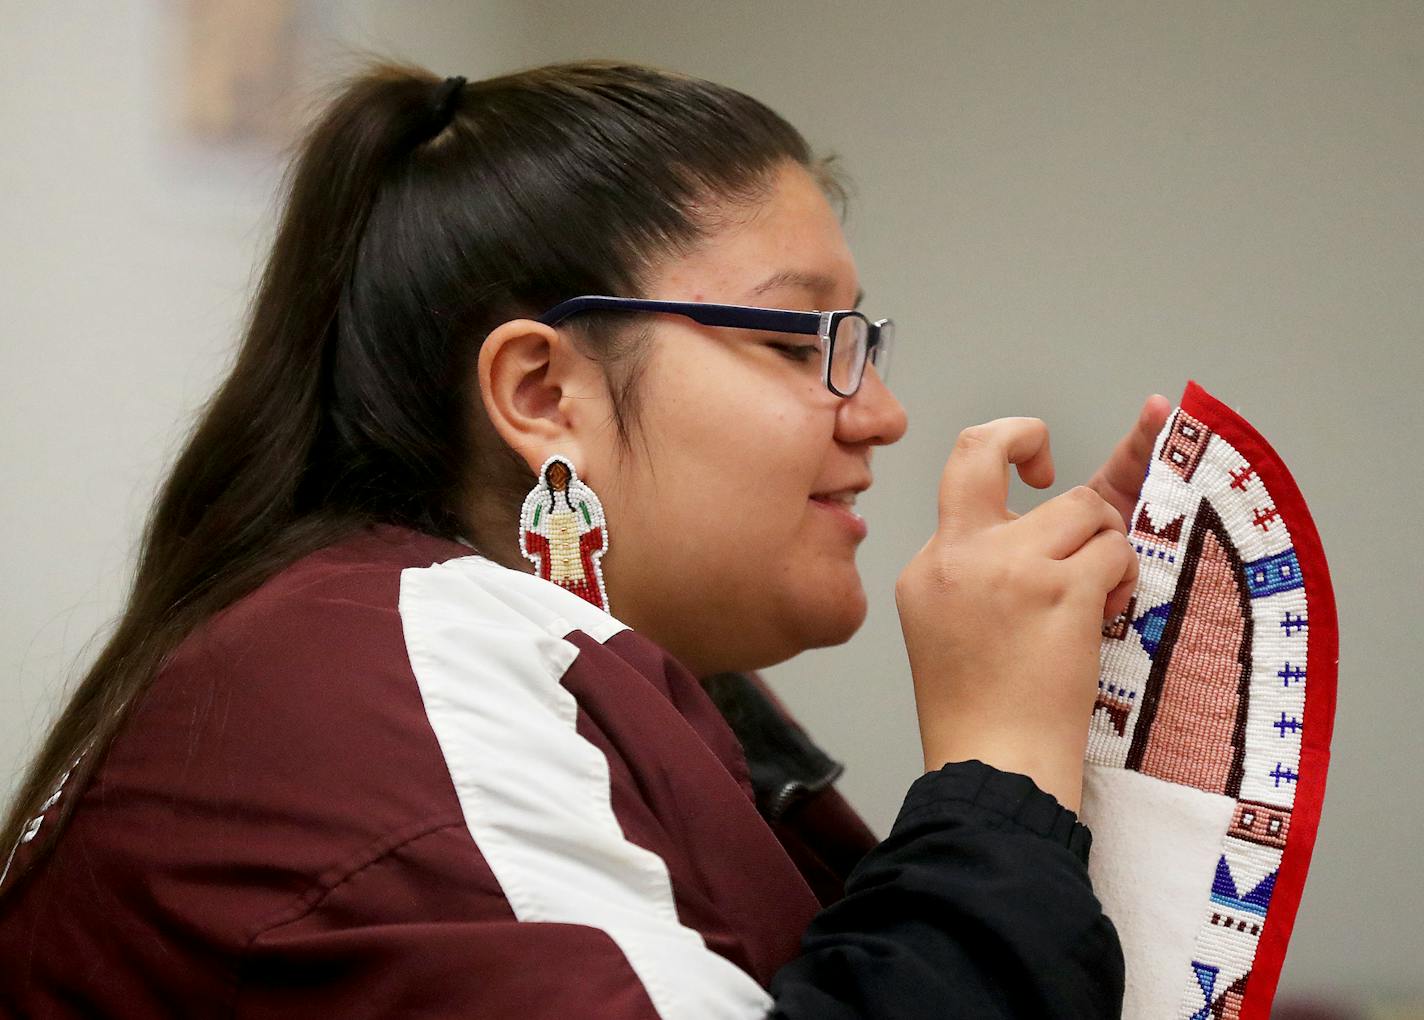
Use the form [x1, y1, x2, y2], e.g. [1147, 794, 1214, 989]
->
[536, 296, 824, 336]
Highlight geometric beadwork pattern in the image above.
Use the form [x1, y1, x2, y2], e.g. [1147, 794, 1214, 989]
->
[1084, 381, 1338, 1020]
[519, 454, 612, 614]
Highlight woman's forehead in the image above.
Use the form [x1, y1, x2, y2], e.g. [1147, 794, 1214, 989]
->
[653, 230, 861, 308]
[749, 269, 865, 310]
[651, 163, 860, 305]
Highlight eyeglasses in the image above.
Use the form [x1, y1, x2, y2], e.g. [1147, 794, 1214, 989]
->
[535, 295, 894, 398]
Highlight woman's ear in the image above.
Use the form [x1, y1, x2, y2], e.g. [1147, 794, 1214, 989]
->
[476, 319, 602, 474]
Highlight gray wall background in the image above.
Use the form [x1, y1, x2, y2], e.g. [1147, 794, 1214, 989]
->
[3, 1, 1419, 1007]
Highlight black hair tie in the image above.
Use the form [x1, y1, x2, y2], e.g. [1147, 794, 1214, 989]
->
[428, 75, 466, 135]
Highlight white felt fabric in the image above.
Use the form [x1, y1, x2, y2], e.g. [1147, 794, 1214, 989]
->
[1081, 764, 1237, 1019]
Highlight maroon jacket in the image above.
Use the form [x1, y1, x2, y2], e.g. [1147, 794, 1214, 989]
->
[0, 524, 1122, 1018]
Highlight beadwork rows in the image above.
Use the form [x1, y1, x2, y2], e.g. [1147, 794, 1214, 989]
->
[1084, 382, 1335, 1020]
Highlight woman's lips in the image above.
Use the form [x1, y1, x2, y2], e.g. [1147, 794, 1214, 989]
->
[809, 495, 868, 540]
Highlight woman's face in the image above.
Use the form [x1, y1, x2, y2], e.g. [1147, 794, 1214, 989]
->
[590, 161, 909, 676]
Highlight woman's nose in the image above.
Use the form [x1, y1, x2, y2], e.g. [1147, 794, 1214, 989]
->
[837, 363, 908, 446]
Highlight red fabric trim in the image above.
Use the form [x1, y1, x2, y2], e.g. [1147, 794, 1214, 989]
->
[1179, 380, 1338, 1020]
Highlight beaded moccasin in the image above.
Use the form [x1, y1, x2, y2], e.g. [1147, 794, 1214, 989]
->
[1080, 381, 1337, 1020]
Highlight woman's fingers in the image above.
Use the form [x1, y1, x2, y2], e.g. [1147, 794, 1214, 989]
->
[1065, 527, 1139, 617]
[1019, 485, 1128, 559]
[1085, 394, 1172, 526]
[937, 418, 1054, 533]
[1102, 571, 1139, 622]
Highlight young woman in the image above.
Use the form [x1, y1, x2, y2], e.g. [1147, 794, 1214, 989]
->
[0, 60, 1166, 1017]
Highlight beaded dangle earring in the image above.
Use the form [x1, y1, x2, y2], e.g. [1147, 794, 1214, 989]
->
[518, 454, 611, 614]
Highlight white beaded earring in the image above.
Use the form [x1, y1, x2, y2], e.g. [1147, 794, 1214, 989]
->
[518, 454, 611, 614]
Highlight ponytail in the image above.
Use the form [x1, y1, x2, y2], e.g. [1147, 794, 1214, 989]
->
[1, 65, 465, 892]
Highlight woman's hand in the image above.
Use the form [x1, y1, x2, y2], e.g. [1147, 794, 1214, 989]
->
[893, 417, 1139, 812]
[1085, 393, 1172, 527]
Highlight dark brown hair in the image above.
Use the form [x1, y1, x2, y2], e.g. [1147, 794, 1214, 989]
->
[0, 57, 845, 893]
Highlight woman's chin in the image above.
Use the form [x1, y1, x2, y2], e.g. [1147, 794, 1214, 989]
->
[800, 580, 869, 648]
[726, 594, 868, 672]
[834, 599, 870, 643]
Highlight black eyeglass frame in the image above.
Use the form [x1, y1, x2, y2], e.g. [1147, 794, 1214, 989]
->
[535, 295, 893, 398]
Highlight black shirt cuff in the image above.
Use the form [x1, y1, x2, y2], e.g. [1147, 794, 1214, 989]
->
[892, 759, 1093, 864]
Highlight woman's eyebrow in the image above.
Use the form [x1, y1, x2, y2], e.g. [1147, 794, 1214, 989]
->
[749, 270, 865, 309]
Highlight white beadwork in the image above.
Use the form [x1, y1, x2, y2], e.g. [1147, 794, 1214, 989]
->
[518, 454, 612, 615]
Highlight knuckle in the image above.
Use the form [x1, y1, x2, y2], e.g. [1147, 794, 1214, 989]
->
[997, 551, 1043, 594]
[924, 548, 966, 592]
[955, 424, 991, 451]
[982, 553, 1012, 587]
[899, 542, 961, 595]
[1067, 484, 1102, 507]
[1118, 532, 1140, 564]
[894, 561, 922, 595]
[1012, 416, 1048, 444]
[1038, 567, 1071, 604]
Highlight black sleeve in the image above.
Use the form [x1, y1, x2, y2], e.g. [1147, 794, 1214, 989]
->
[767, 759, 1124, 1019]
